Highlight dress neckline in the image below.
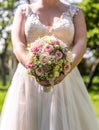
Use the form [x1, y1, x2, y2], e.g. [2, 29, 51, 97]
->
[28, 5, 70, 31]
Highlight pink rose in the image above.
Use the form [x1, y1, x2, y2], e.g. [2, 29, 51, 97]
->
[53, 39, 60, 45]
[64, 64, 71, 74]
[55, 50, 63, 59]
[26, 62, 34, 69]
[31, 46, 39, 54]
[35, 40, 43, 48]
[44, 44, 54, 53]
[35, 68, 43, 76]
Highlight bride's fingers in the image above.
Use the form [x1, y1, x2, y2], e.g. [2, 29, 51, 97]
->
[54, 74, 65, 85]
[39, 80, 50, 87]
[38, 74, 66, 87]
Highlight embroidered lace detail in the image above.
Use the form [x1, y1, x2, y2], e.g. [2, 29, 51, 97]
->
[61, 4, 80, 19]
[69, 4, 80, 17]
[20, 4, 80, 18]
[17, 4, 80, 47]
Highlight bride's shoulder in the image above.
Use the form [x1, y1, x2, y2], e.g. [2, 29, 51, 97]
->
[15, 4, 32, 16]
[67, 4, 80, 17]
[69, 4, 80, 14]
[61, 2, 80, 17]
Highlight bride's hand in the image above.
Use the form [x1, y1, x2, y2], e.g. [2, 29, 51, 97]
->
[38, 73, 66, 87]
[54, 73, 66, 85]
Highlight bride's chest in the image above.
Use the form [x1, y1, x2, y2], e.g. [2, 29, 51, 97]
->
[25, 11, 75, 46]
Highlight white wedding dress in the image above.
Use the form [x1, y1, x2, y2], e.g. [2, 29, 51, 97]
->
[0, 3, 99, 130]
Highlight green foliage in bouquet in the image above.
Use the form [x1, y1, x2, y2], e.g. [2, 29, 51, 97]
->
[26, 36, 74, 91]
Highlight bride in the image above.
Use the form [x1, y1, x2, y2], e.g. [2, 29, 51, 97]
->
[0, 0, 99, 130]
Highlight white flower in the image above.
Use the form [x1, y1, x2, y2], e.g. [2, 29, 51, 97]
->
[60, 41, 67, 48]
[40, 52, 51, 65]
[26, 52, 34, 63]
[66, 51, 74, 62]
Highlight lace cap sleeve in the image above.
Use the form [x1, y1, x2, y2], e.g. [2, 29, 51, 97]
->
[17, 4, 32, 16]
[69, 4, 80, 17]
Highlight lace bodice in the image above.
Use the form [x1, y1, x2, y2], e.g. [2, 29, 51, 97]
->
[21, 4, 79, 47]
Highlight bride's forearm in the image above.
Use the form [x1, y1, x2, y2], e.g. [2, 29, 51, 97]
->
[13, 41, 28, 67]
[71, 41, 86, 70]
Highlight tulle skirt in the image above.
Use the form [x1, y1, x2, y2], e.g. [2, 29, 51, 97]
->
[0, 63, 99, 130]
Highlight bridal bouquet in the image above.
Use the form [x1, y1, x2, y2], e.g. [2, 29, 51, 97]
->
[26, 36, 74, 92]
